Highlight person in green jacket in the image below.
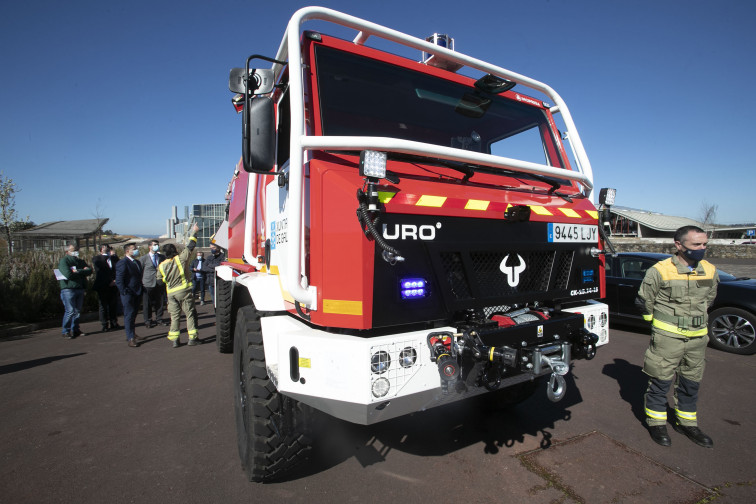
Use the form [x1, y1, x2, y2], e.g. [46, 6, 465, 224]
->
[58, 244, 93, 339]
[159, 224, 200, 348]
[636, 225, 719, 448]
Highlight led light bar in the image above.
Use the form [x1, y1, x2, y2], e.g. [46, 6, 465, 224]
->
[400, 278, 428, 300]
[599, 187, 616, 206]
[359, 150, 387, 179]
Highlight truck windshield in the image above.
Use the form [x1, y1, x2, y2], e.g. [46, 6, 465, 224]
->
[314, 45, 567, 171]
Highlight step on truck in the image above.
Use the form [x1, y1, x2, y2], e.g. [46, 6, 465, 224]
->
[215, 6, 616, 482]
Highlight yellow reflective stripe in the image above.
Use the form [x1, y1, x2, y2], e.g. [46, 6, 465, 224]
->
[377, 191, 395, 204]
[645, 408, 667, 420]
[529, 205, 553, 216]
[586, 210, 598, 219]
[652, 319, 708, 337]
[642, 314, 653, 321]
[175, 256, 185, 279]
[188, 329, 198, 336]
[465, 199, 490, 211]
[323, 299, 363, 315]
[558, 208, 581, 218]
[675, 409, 697, 421]
[416, 195, 446, 207]
[166, 284, 190, 294]
[654, 258, 717, 281]
[165, 257, 190, 294]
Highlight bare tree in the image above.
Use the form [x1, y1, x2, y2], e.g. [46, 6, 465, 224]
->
[0, 171, 20, 256]
[699, 201, 718, 238]
[92, 198, 107, 251]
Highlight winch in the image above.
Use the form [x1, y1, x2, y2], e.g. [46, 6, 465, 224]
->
[427, 308, 599, 402]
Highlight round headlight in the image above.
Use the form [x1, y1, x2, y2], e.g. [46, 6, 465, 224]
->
[600, 312, 608, 327]
[371, 350, 391, 374]
[372, 377, 390, 398]
[586, 314, 596, 330]
[399, 347, 417, 368]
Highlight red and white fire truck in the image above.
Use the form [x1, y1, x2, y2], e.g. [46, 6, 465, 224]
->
[214, 6, 615, 482]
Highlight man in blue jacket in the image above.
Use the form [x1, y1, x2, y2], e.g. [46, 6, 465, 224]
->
[58, 244, 92, 339]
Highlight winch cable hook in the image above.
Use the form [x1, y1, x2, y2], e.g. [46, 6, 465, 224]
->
[541, 354, 569, 402]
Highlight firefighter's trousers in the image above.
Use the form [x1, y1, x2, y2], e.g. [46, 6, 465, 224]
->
[166, 287, 198, 342]
[642, 329, 706, 427]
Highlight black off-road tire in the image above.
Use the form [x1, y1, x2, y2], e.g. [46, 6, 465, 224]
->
[215, 277, 234, 353]
[233, 305, 311, 482]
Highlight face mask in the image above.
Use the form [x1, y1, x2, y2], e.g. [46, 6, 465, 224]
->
[71, 251, 79, 257]
[152, 245, 159, 252]
[197, 255, 202, 259]
[212, 249, 220, 255]
[683, 248, 706, 263]
[132, 249, 140, 257]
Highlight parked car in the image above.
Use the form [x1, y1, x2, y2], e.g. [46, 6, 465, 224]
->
[604, 252, 756, 355]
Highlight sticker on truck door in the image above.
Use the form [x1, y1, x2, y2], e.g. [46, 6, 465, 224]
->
[547, 223, 598, 243]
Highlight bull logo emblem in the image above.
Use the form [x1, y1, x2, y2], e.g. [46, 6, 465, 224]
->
[500, 254, 526, 287]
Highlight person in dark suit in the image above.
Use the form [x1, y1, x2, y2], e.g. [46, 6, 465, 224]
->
[116, 243, 145, 348]
[190, 251, 206, 305]
[139, 239, 167, 327]
[93, 244, 120, 332]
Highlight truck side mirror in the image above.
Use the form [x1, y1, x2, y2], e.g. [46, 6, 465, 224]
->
[242, 97, 276, 173]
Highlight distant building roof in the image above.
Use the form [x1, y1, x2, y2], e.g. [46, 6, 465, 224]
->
[14, 219, 108, 237]
[611, 207, 703, 232]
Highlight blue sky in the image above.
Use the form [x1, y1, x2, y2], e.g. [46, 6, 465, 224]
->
[1, 0, 754, 236]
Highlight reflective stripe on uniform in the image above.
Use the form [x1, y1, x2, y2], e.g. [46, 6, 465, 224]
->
[651, 318, 708, 337]
[160, 257, 191, 294]
[675, 409, 697, 421]
[645, 408, 667, 421]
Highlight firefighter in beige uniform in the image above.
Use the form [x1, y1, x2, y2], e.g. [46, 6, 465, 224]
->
[636, 226, 718, 448]
[159, 224, 200, 348]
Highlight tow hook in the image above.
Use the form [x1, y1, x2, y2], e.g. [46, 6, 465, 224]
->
[542, 355, 569, 402]
[533, 343, 571, 402]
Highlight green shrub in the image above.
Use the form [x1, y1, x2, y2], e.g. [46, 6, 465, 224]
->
[0, 249, 101, 324]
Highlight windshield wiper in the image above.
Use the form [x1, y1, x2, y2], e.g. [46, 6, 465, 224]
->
[390, 153, 474, 182]
[389, 153, 575, 202]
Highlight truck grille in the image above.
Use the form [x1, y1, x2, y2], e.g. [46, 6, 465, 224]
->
[439, 249, 574, 302]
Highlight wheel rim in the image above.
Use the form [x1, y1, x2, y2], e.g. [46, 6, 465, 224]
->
[711, 313, 755, 349]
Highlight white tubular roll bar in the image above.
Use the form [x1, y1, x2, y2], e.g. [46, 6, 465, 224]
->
[259, 6, 595, 310]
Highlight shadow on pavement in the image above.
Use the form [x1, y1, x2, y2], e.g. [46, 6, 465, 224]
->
[602, 358, 647, 424]
[0, 352, 87, 376]
[282, 372, 585, 482]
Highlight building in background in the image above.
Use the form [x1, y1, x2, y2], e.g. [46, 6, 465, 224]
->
[166, 204, 225, 248]
[608, 207, 754, 241]
[12, 218, 108, 252]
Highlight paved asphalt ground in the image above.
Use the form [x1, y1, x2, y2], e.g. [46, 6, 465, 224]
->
[1, 262, 754, 504]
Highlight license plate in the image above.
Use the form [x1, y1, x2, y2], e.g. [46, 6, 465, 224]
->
[548, 223, 598, 243]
